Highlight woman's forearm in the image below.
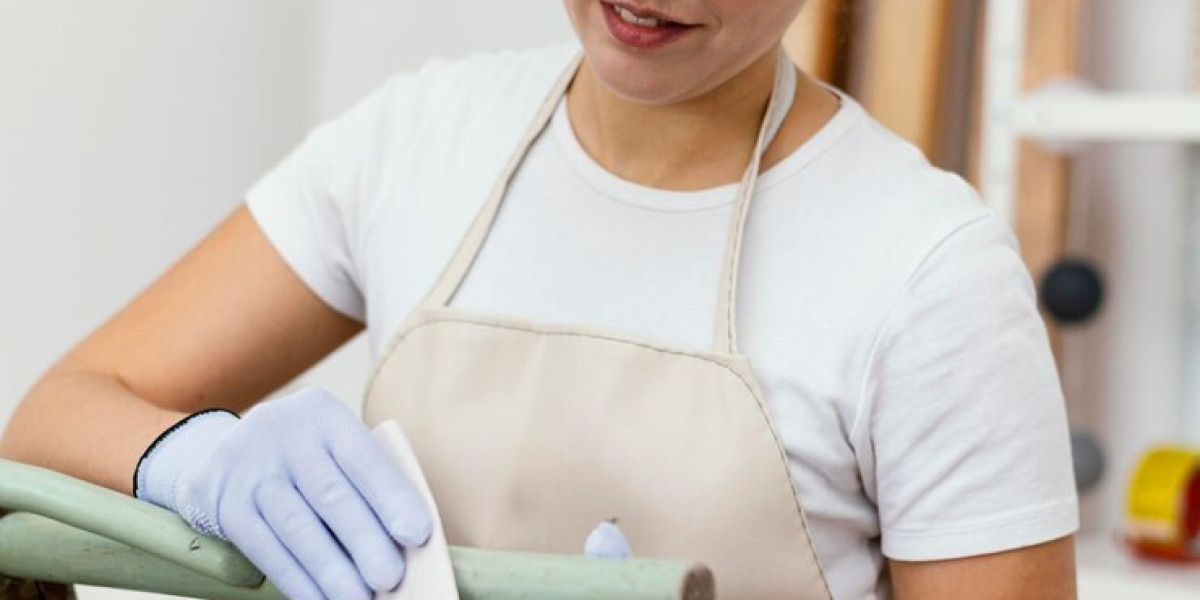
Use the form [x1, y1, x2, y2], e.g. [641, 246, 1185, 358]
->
[0, 367, 187, 495]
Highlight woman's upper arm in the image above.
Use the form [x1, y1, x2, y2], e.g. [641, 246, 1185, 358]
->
[859, 207, 1079, 577]
[58, 206, 362, 414]
[889, 536, 1077, 600]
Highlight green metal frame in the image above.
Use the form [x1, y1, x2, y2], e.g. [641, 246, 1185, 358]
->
[0, 460, 713, 600]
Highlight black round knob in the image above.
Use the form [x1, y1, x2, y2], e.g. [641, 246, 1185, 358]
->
[1040, 259, 1104, 324]
[1071, 428, 1106, 494]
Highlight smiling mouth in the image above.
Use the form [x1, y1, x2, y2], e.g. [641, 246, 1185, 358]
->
[599, 1, 700, 49]
[608, 1, 690, 26]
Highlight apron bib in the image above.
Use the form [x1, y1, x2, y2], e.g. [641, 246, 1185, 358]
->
[364, 51, 832, 600]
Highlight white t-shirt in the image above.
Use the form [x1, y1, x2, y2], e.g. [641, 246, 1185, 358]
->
[246, 43, 1078, 600]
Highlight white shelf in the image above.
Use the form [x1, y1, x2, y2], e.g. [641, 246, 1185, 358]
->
[980, 0, 1200, 222]
[1012, 94, 1200, 141]
[1076, 534, 1200, 600]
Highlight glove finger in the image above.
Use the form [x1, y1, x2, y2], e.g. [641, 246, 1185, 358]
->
[221, 504, 324, 600]
[257, 482, 373, 600]
[584, 521, 632, 559]
[294, 454, 407, 592]
[328, 427, 433, 547]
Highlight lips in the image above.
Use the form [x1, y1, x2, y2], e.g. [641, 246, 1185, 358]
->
[600, 1, 699, 49]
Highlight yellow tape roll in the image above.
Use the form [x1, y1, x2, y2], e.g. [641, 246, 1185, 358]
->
[1126, 446, 1200, 560]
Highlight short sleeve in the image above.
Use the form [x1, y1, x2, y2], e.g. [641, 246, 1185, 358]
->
[860, 213, 1079, 561]
[245, 76, 409, 321]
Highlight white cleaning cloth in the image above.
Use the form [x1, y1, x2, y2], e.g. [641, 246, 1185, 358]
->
[372, 421, 461, 600]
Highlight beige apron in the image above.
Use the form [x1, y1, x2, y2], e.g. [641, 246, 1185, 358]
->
[364, 50, 832, 600]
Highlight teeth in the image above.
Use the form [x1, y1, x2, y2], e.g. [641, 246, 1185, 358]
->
[615, 5, 662, 27]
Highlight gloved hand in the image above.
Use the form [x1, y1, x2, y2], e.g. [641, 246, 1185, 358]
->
[134, 387, 432, 600]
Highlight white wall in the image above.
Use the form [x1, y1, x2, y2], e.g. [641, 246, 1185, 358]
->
[1189, 148, 1200, 444]
[0, 2, 570, 598]
[0, 0, 314, 428]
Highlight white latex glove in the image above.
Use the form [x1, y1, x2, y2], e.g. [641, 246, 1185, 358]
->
[584, 520, 632, 559]
[135, 387, 432, 600]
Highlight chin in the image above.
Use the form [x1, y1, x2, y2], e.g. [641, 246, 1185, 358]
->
[566, 0, 722, 105]
[565, 0, 794, 106]
[584, 47, 703, 104]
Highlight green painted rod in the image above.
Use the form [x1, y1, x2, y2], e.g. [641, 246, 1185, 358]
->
[0, 513, 714, 600]
[0, 460, 715, 600]
[0, 512, 283, 600]
[0, 459, 261, 587]
[447, 546, 714, 600]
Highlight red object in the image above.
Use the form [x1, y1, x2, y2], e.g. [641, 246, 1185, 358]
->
[1126, 468, 1200, 563]
[1184, 470, 1200, 546]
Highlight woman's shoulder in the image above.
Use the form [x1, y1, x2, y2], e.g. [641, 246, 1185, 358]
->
[295, 42, 582, 211]
[813, 92, 995, 243]
[773, 91, 1010, 298]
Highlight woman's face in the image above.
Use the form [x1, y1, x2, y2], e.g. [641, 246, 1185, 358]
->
[564, 0, 807, 104]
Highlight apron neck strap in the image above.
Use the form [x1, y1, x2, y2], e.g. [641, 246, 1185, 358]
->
[712, 49, 795, 355]
[423, 49, 797, 357]
[422, 52, 584, 311]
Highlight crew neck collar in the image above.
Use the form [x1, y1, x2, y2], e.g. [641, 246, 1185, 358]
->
[551, 80, 863, 213]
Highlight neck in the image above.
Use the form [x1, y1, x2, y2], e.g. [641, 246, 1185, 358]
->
[566, 49, 781, 192]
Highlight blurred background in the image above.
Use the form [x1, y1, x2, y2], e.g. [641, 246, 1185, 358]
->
[2, 1, 1199, 598]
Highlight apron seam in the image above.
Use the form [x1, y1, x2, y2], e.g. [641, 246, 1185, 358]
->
[365, 313, 835, 599]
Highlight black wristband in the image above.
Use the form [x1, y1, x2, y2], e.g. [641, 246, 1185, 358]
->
[132, 408, 240, 499]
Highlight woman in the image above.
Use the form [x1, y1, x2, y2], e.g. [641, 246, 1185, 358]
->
[0, 1, 1079, 598]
